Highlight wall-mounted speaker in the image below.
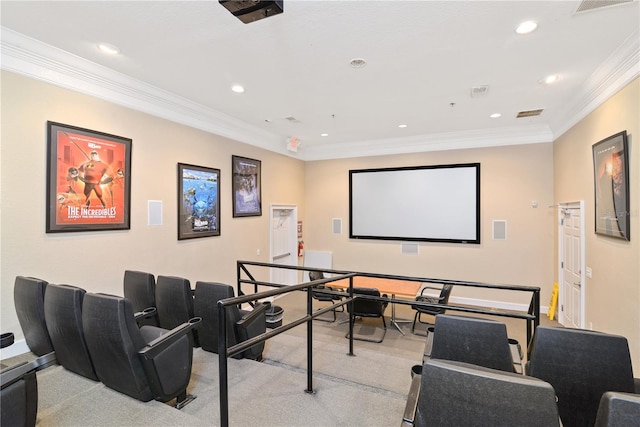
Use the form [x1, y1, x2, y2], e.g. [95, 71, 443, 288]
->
[492, 220, 507, 240]
[332, 218, 342, 235]
[148, 200, 163, 226]
[219, 0, 284, 24]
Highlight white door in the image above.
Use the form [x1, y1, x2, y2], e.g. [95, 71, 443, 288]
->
[270, 205, 298, 286]
[558, 201, 585, 328]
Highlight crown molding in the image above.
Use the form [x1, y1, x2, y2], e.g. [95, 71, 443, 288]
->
[2, 26, 637, 162]
[301, 125, 554, 161]
[550, 30, 640, 139]
[0, 27, 288, 156]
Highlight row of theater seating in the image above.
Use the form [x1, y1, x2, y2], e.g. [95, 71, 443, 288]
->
[123, 271, 267, 360]
[403, 314, 640, 427]
[2, 272, 269, 427]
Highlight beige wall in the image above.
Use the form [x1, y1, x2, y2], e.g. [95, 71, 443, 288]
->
[554, 78, 640, 373]
[2, 70, 638, 375]
[0, 71, 305, 338]
[304, 143, 555, 307]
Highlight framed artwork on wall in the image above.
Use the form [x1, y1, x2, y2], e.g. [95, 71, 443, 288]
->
[232, 155, 262, 217]
[592, 130, 630, 241]
[178, 163, 221, 240]
[46, 121, 132, 233]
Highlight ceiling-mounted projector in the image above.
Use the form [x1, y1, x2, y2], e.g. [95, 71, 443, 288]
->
[219, 1, 283, 24]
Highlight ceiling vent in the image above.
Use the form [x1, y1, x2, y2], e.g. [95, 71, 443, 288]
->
[284, 116, 301, 123]
[470, 85, 489, 98]
[576, 0, 632, 13]
[517, 109, 544, 118]
[219, 0, 283, 24]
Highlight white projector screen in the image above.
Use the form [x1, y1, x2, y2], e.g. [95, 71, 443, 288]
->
[349, 163, 480, 244]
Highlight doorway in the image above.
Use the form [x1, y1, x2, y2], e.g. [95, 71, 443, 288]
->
[557, 201, 585, 329]
[269, 204, 298, 286]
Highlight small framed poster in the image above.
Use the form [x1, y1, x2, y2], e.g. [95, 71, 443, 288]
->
[232, 155, 262, 217]
[593, 131, 630, 241]
[178, 163, 221, 240]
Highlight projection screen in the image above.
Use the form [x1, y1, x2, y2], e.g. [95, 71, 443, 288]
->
[349, 163, 480, 244]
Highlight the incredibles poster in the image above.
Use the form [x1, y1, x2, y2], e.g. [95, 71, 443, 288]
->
[46, 121, 131, 232]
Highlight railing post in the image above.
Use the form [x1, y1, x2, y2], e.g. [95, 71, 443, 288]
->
[305, 285, 314, 394]
[347, 277, 355, 356]
[236, 261, 241, 296]
[218, 301, 229, 427]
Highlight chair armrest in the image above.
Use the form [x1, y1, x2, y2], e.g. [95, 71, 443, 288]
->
[402, 373, 422, 425]
[139, 317, 201, 360]
[134, 307, 157, 321]
[509, 338, 524, 374]
[237, 302, 268, 328]
[1, 352, 57, 389]
[236, 303, 268, 359]
[415, 295, 446, 304]
[420, 285, 444, 292]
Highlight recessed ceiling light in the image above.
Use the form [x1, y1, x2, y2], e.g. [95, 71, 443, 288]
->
[398, 124, 407, 128]
[350, 58, 367, 68]
[231, 85, 245, 93]
[320, 133, 329, 137]
[98, 43, 120, 55]
[490, 113, 502, 118]
[540, 74, 559, 84]
[515, 21, 538, 34]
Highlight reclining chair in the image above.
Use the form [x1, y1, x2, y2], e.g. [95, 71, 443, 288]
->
[1, 354, 56, 427]
[155, 275, 199, 347]
[429, 314, 518, 373]
[1, 326, 56, 427]
[309, 271, 344, 322]
[403, 314, 523, 424]
[345, 287, 388, 343]
[44, 284, 98, 380]
[82, 293, 200, 408]
[193, 281, 267, 360]
[595, 391, 640, 427]
[123, 270, 159, 327]
[14, 276, 54, 356]
[406, 359, 559, 427]
[1, 365, 37, 427]
[527, 326, 639, 427]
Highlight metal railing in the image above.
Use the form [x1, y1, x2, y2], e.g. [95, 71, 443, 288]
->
[215, 260, 541, 426]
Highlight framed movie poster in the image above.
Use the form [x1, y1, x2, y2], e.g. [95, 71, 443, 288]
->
[46, 121, 131, 233]
[178, 163, 220, 240]
[232, 155, 262, 217]
[593, 131, 630, 241]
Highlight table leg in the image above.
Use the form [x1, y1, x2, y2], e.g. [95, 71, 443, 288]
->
[390, 294, 406, 336]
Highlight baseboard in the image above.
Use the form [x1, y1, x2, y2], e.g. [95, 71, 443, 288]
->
[450, 296, 548, 315]
[0, 339, 30, 359]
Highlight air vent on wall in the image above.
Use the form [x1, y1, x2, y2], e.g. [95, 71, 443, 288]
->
[517, 109, 544, 118]
[576, 0, 632, 13]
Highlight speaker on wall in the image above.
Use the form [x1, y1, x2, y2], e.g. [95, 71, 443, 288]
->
[332, 218, 342, 235]
[148, 200, 163, 226]
[492, 220, 507, 240]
